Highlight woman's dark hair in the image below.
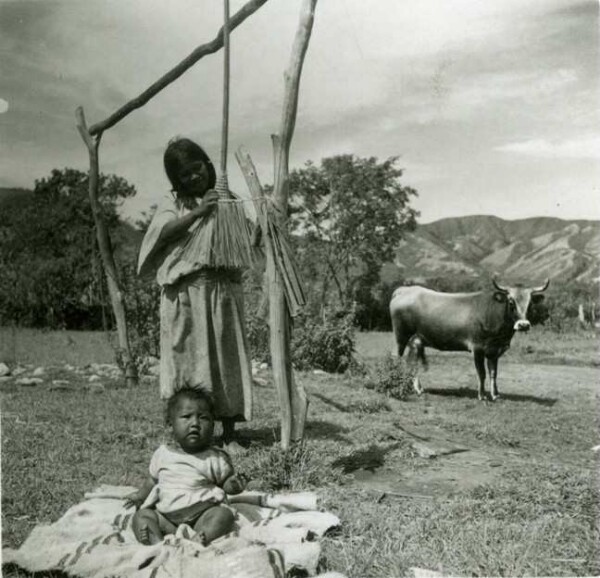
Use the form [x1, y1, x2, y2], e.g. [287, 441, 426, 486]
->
[165, 387, 215, 425]
[163, 137, 216, 193]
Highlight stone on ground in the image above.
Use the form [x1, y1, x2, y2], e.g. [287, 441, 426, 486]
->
[16, 377, 43, 386]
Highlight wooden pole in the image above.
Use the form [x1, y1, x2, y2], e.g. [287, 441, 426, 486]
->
[76, 107, 138, 387]
[235, 148, 293, 447]
[270, 0, 317, 449]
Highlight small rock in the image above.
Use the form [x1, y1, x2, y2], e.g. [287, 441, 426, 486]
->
[259, 363, 269, 370]
[88, 375, 102, 383]
[253, 376, 268, 387]
[16, 377, 43, 387]
[49, 381, 75, 391]
[412, 441, 438, 459]
[64, 364, 75, 372]
[313, 369, 327, 376]
[0, 363, 10, 377]
[411, 568, 443, 578]
[32, 367, 46, 377]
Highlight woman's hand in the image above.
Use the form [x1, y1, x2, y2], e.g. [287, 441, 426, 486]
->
[193, 190, 219, 218]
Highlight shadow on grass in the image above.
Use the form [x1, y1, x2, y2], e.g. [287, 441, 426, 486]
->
[331, 443, 399, 473]
[238, 419, 349, 446]
[311, 392, 358, 413]
[425, 387, 558, 406]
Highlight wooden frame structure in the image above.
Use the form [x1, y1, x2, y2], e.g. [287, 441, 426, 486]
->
[76, 0, 317, 448]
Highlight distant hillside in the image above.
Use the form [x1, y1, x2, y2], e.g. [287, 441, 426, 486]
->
[391, 215, 600, 284]
[3, 186, 597, 285]
[0, 187, 33, 205]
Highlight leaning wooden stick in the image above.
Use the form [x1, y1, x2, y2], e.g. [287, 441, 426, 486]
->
[235, 147, 306, 317]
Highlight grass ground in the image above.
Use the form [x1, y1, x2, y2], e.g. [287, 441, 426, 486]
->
[2, 327, 599, 577]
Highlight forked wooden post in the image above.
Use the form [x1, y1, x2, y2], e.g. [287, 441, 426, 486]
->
[75, 107, 138, 386]
[269, 0, 317, 448]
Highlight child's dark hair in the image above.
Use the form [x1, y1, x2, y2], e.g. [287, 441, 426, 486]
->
[165, 387, 215, 425]
[164, 137, 216, 193]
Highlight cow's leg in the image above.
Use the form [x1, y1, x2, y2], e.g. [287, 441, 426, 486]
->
[392, 320, 412, 358]
[473, 350, 486, 401]
[487, 357, 499, 401]
[407, 336, 425, 395]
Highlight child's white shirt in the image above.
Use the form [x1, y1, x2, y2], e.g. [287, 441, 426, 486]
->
[140, 444, 233, 514]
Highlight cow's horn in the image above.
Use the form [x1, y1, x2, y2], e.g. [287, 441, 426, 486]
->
[492, 276, 509, 293]
[531, 278, 550, 293]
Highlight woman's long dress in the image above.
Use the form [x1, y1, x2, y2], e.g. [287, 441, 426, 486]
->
[137, 193, 252, 421]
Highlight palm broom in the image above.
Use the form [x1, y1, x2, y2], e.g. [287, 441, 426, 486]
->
[181, 0, 255, 270]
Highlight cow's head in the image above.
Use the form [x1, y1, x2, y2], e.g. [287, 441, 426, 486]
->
[492, 277, 549, 332]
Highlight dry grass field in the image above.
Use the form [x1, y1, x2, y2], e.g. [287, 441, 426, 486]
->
[2, 327, 599, 577]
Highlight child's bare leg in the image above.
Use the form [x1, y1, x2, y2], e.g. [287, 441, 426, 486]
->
[193, 506, 235, 544]
[132, 509, 165, 545]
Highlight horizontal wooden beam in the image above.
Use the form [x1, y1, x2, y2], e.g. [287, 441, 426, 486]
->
[88, 0, 269, 136]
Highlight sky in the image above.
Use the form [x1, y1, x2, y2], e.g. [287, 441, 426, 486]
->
[0, 0, 599, 224]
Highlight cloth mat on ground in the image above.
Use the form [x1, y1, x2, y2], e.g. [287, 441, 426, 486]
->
[3, 485, 345, 578]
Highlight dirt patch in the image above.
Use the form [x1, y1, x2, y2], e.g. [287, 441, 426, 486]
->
[348, 424, 511, 499]
[350, 448, 506, 499]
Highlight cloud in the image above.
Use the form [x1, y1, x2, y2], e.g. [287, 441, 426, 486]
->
[495, 136, 600, 159]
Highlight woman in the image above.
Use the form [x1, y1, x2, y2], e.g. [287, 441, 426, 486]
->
[138, 137, 252, 447]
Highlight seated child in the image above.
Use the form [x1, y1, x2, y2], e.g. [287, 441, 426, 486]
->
[125, 388, 245, 545]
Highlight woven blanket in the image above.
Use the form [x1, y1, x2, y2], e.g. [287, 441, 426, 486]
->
[3, 485, 345, 578]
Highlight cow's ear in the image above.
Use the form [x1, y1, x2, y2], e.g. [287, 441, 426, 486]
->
[493, 291, 507, 303]
[531, 294, 545, 304]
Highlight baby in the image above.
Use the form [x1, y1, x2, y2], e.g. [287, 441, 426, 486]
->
[125, 388, 245, 545]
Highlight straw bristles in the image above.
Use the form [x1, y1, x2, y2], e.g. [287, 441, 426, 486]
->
[211, 200, 255, 268]
[179, 172, 256, 270]
[268, 216, 306, 317]
[253, 196, 306, 317]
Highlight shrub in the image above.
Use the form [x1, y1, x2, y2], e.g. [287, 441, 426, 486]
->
[292, 309, 357, 373]
[365, 355, 415, 400]
[237, 443, 345, 491]
[118, 263, 161, 373]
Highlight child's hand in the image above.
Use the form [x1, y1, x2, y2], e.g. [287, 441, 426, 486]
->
[194, 190, 219, 217]
[223, 473, 246, 495]
[123, 491, 145, 510]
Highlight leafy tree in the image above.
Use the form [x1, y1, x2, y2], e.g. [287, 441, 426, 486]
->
[0, 168, 136, 328]
[288, 154, 418, 309]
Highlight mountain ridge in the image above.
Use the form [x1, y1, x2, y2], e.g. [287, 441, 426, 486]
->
[2, 188, 597, 283]
[393, 215, 600, 284]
